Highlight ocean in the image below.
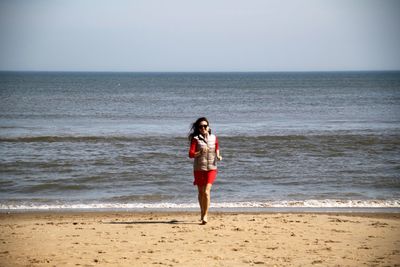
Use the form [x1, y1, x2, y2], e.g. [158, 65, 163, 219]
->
[0, 71, 399, 211]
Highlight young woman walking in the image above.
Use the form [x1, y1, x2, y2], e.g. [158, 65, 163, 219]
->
[188, 117, 222, 225]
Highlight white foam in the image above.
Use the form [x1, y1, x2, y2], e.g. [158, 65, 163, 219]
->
[1, 199, 399, 210]
[214, 199, 400, 208]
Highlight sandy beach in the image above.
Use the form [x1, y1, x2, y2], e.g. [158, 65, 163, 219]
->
[0, 211, 399, 266]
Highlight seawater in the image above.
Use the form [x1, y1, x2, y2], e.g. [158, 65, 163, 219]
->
[0, 71, 400, 211]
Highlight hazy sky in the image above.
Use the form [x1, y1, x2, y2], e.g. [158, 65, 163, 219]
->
[0, 0, 399, 72]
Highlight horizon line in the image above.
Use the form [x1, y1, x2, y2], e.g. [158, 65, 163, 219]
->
[1, 69, 400, 73]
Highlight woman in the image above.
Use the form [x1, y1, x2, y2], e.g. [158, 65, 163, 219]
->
[188, 117, 222, 225]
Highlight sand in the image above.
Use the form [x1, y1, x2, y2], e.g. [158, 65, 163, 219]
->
[0, 211, 399, 266]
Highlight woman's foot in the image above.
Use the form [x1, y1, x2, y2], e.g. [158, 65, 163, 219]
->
[201, 215, 208, 225]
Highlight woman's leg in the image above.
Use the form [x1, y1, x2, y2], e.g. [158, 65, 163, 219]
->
[201, 183, 212, 223]
[197, 185, 205, 220]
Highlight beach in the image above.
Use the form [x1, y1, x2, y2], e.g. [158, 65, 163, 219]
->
[1, 72, 400, 266]
[1, 211, 399, 266]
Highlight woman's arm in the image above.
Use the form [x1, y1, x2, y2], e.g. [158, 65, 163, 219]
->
[216, 137, 222, 161]
[216, 149, 222, 161]
[189, 139, 203, 158]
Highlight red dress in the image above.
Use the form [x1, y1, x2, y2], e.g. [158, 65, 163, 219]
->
[189, 137, 219, 186]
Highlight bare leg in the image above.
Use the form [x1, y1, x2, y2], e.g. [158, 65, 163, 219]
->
[197, 185, 205, 221]
[202, 183, 212, 224]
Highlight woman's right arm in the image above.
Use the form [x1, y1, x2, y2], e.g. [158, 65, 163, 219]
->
[189, 139, 202, 158]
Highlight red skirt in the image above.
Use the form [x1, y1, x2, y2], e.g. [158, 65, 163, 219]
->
[193, 170, 217, 186]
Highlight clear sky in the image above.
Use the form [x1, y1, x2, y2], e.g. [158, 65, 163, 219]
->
[0, 0, 399, 72]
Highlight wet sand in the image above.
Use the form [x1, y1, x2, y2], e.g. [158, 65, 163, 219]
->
[1, 211, 399, 266]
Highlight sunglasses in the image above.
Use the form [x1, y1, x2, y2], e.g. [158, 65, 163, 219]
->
[199, 125, 208, 129]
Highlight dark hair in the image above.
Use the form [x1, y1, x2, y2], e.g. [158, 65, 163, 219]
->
[188, 117, 211, 141]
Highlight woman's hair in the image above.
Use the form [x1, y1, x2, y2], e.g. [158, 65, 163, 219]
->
[188, 117, 211, 141]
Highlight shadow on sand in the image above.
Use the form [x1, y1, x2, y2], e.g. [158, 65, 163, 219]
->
[103, 219, 199, 225]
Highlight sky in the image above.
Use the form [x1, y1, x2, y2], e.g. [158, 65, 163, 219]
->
[0, 0, 399, 72]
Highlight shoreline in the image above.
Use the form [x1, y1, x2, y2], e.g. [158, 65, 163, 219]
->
[1, 207, 400, 215]
[1, 199, 399, 212]
[1, 211, 399, 266]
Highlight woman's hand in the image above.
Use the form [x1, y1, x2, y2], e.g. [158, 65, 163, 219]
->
[216, 149, 222, 161]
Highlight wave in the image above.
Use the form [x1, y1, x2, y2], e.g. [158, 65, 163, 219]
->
[1, 199, 399, 210]
[0, 135, 169, 143]
[17, 183, 90, 193]
[1, 132, 399, 143]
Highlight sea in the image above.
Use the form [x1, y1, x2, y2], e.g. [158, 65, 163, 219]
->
[0, 71, 399, 212]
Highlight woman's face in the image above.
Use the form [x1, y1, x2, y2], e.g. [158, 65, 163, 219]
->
[198, 121, 209, 135]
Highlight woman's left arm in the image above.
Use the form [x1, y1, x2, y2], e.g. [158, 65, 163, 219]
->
[216, 136, 222, 161]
